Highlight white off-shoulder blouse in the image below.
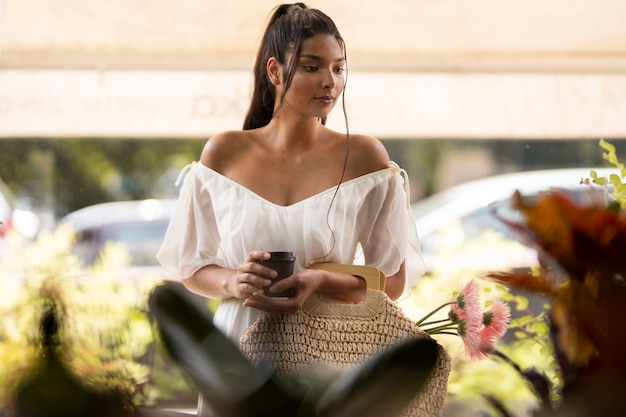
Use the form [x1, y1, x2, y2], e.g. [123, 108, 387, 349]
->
[157, 161, 425, 342]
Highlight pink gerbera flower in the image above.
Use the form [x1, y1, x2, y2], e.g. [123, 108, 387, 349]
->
[417, 280, 511, 361]
[457, 315, 483, 358]
[451, 280, 482, 322]
[482, 300, 511, 340]
[453, 281, 484, 358]
[474, 300, 512, 359]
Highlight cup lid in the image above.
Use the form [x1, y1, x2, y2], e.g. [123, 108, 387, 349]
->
[268, 251, 295, 260]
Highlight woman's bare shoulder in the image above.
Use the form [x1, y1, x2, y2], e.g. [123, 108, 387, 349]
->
[345, 133, 391, 175]
[200, 130, 252, 171]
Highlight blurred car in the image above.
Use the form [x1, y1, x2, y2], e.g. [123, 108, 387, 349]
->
[412, 167, 615, 273]
[59, 199, 177, 276]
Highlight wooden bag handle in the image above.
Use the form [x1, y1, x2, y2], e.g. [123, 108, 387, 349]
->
[308, 263, 386, 291]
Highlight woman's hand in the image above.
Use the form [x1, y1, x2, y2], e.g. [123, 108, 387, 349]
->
[227, 250, 277, 299]
[185, 255, 369, 308]
[243, 268, 367, 313]
[242, 268, 321, 313]
[183, 250, 279, 300]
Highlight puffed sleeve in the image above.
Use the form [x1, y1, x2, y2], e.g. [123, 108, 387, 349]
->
[358, 163, 426, 298]
[156, 163, 226, 280]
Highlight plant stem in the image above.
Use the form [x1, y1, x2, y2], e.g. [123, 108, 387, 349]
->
[423, 322, 458, 334]
[418, 318, 449, 327]
[415, 301, 455, 326]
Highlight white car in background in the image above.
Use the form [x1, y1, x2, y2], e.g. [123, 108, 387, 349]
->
[59, 199, 177, 278]
[412, 167, 615, 273]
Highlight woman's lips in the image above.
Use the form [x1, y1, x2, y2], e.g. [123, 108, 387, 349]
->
[315, 96, 334, 104]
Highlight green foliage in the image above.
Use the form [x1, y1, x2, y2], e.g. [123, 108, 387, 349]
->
[0, 230, 194, 409]
[588, 138, 626, 209]
[0, 138, 204, 217]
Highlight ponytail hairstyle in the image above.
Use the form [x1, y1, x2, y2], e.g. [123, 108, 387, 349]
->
[243, 3, 348, 130]
[244, 4, 351, 262]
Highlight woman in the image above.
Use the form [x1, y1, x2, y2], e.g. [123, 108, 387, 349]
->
[157, 1, 424, 357]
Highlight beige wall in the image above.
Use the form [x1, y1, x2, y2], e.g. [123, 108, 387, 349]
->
[2, 69, 624, 139]
[1, 0, 625, 138]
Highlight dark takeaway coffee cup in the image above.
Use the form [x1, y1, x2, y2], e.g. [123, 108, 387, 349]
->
[257, 251, 295, 298]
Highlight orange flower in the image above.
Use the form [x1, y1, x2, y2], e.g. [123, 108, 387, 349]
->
[488, 188, 626, 369]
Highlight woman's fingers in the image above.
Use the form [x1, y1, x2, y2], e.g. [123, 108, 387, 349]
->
[232, 250, 278, 299]
[244, 250, 271, 263]
[243, 292, 300, 313]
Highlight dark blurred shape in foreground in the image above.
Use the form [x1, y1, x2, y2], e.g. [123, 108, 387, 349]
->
[148, 280, 441, 417]
[11, 298, 138, 417]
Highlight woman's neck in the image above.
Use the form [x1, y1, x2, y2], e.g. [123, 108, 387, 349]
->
[262, 116, 327, 153]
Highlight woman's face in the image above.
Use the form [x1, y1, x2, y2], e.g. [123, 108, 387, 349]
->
[275, 34, 346, 119]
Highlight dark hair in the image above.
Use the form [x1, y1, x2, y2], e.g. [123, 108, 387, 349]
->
[243, 3, 347, 130]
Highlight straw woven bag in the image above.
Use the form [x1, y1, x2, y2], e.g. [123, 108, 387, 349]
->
[240, 263, 450, 417]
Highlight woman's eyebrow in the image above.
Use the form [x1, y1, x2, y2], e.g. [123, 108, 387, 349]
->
[299, 53, 346, 63]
